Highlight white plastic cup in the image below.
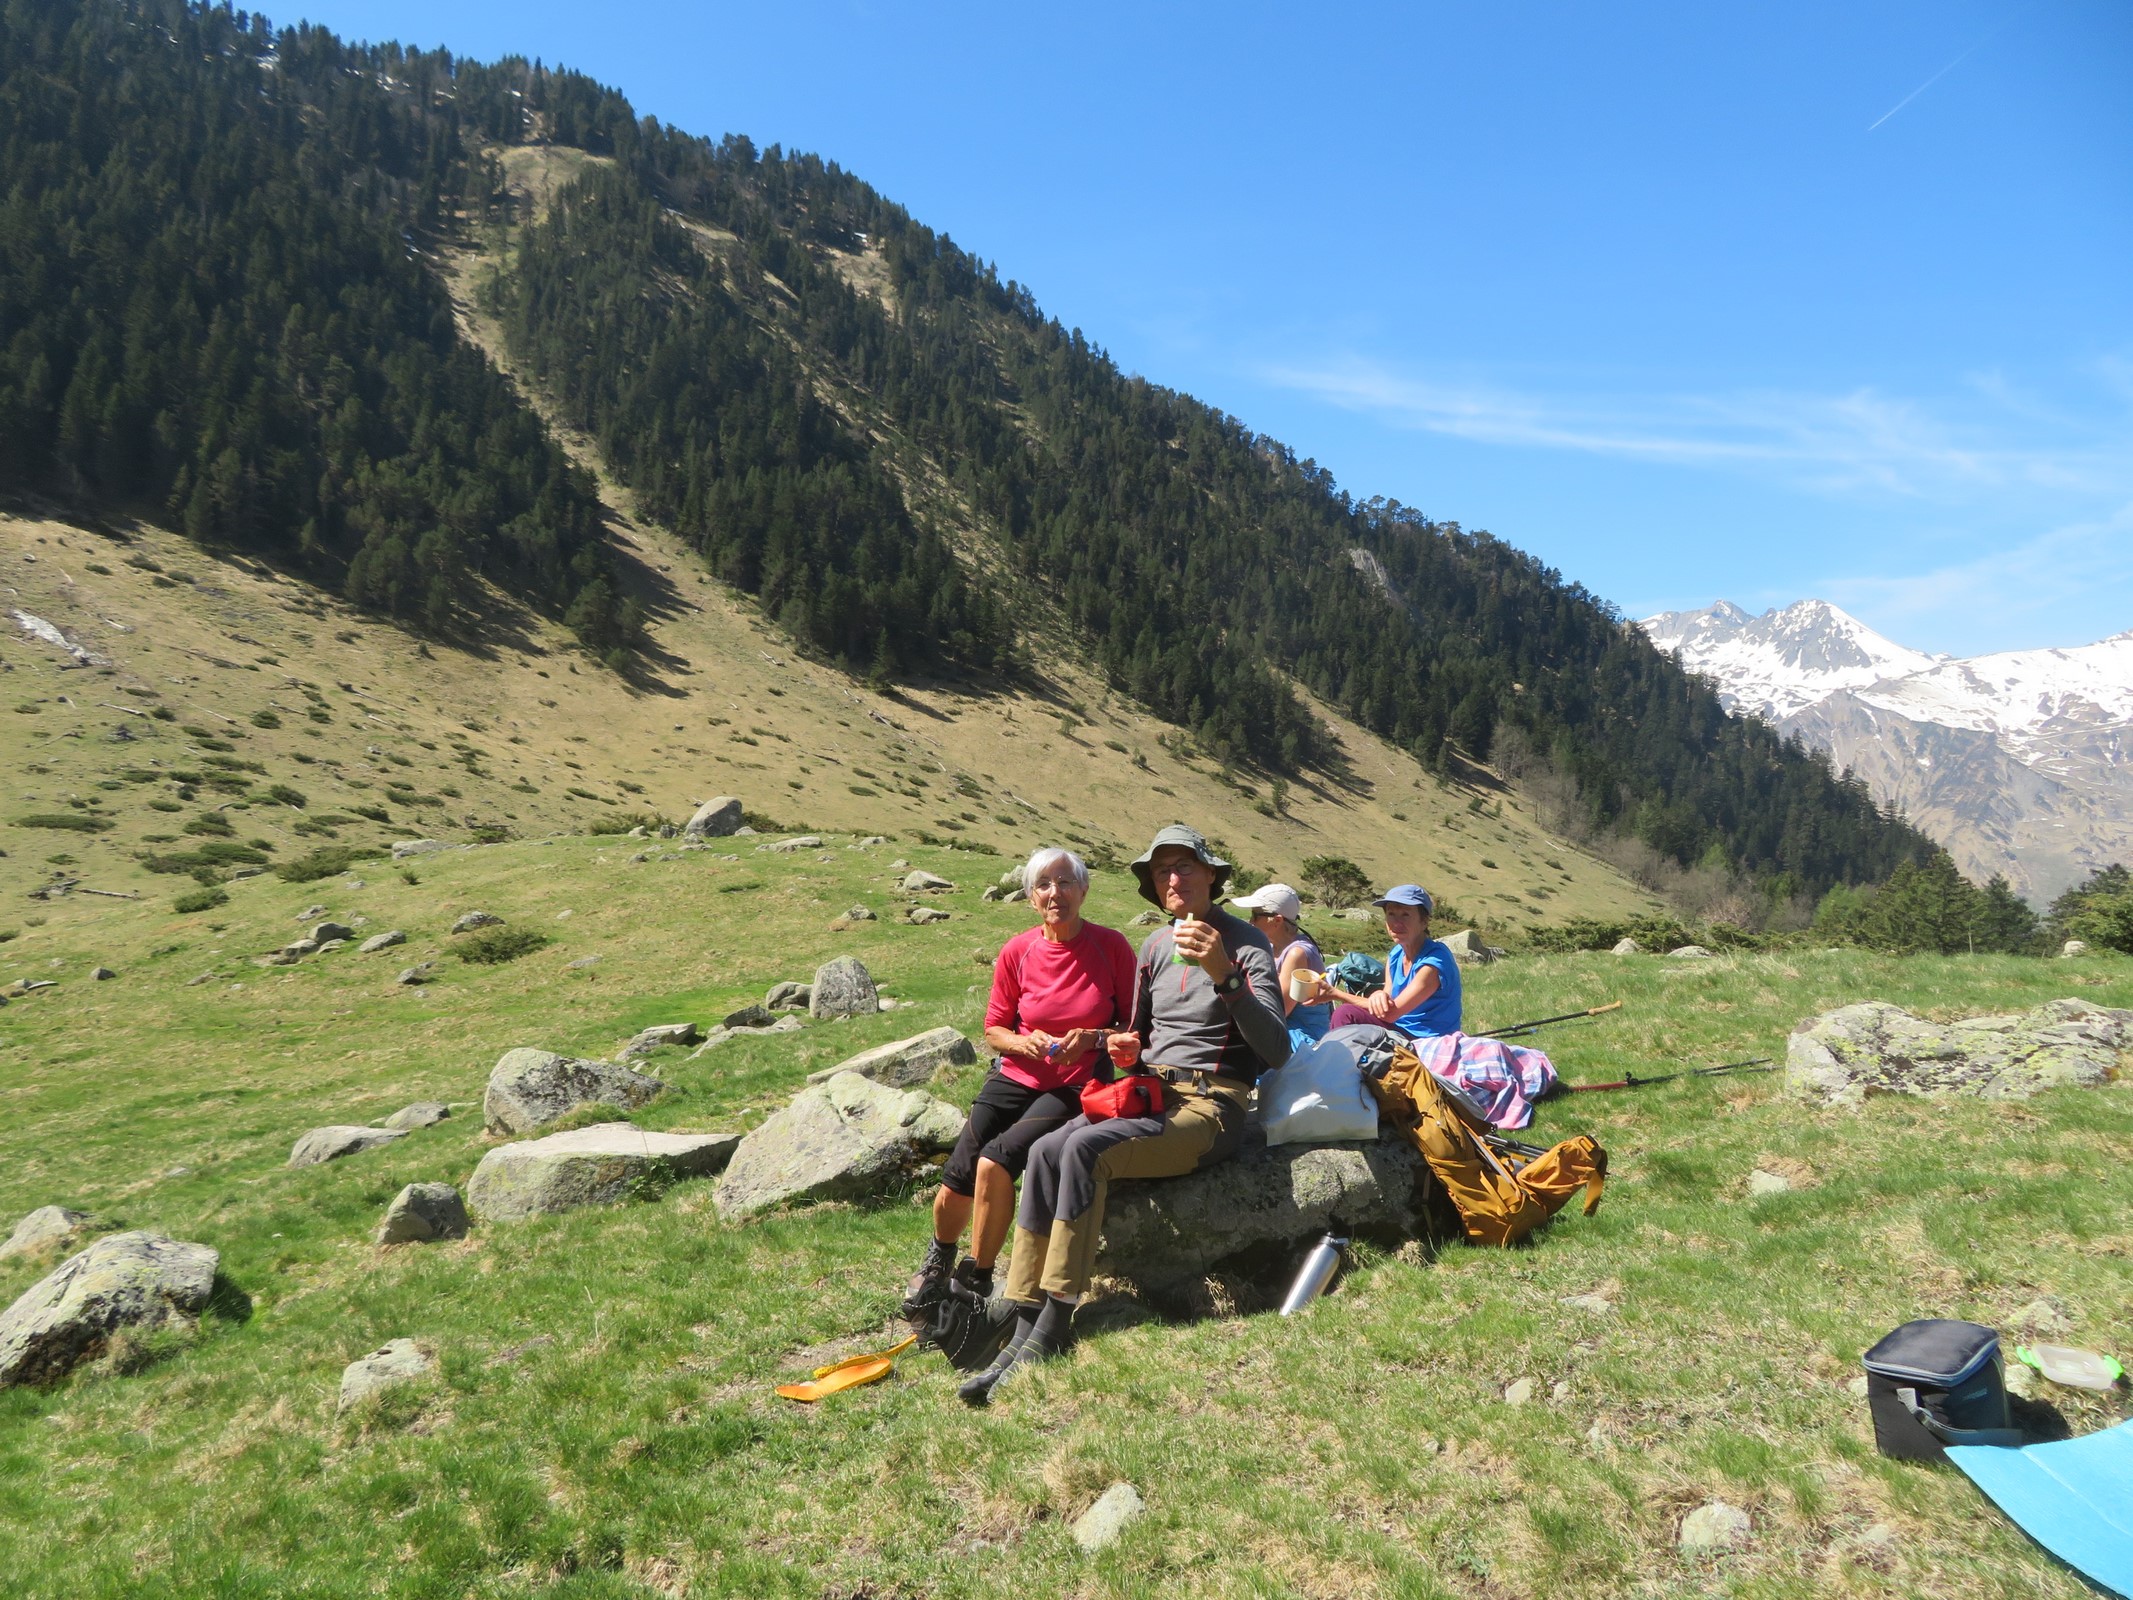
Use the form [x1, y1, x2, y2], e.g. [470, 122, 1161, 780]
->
[1288, 971, 1318, 1002]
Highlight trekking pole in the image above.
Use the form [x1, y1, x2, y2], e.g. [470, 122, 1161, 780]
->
[1478, 1000, 1622, 1039]
[1567, 1057, 1775, 1093]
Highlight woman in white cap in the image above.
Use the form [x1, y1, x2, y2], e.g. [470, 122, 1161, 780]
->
[1229, 882, 1330, 1049]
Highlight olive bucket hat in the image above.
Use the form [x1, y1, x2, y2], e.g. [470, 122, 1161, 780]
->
[1129, 823, 1232, 907]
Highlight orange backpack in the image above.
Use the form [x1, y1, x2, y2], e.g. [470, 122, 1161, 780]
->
[1368, 1046, 1607, 1248]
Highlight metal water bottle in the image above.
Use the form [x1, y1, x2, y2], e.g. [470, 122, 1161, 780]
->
[1279, 1231, 1348, 1315]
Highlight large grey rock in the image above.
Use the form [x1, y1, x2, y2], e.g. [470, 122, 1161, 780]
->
[375, 1183, 468, 1243]
[395, 963, 433, 986]
[311, 921, 354, 944]
[1440, 928, 1502, 964]
[683, 796, 744, 838]
[391, 839, 452, 859]
[758, 835, 823, 853]
[1667, 945, 1716, 960]
[0, 1232, 218, 1388]
[0, 1206, 90, 1261]
[714, 1074, 966, 1219]
[2062, 940, 2090, 958]
[451, 910, 503, 934]
[1611, 937, 1642, 955]
[901, 870, 955, 892]
[381, 1101, 450, 1131]
[1786, 998, 2133, 1105]
[765, 981, 812, 1011]
[720, 1004, 775, 1031]
[1072, 1482, 1146, 1553]
[1094, 1127, 1432, 1291]
[483, 1049, 666, 1136]
[288, 1125, 407, 1168]
[907, 906, 951, 925]
[806, 1027, 977, 1089]
[687, 1016, 805, 1055]
[337, 1338, 435, 1411]
[468, 1125, 740, 1221]
[809, 956, 879, 1020]
[358, 929, 406, 954]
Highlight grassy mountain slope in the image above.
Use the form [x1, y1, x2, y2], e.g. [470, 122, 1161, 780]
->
[0, 815, 2127, 1596]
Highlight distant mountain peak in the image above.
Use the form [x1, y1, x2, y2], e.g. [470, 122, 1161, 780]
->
[1636, 599, 2133, 902]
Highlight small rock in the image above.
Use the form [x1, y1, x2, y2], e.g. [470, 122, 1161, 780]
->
[186, 972, 217, 986]
[810, 956, 879, 1020]
[623, 1022, 704, 1054]
[2061, 939, 2090, 958]
[316, 940, 348, 955]
[1611, 937, 1642, 955]
[90, 966, 115, 981]
[888, 858, 909, 872]
[764, 981, 812, 1011]
[721, 1005, 775, 1031]
[0, 1206, 91, 1261]
[757, 835, 823, 853]
[1504, 1378, 1535, 1406]
[451, 910, 503, 934]
[280, 938, 320, 959]
[391, 839, 452, 859]
[980, 885, 1005, 902]
[843, 905, 877, 922]
[1071, 1482, 1146, 1554]
[2005, 1360, 2038, 1398]
[1747, 1169, 1792, 1196]
[1560, 1293, 1614, 1315]
[394, 964, 433, 986]
[901, 870, 955, 892]
[288, 1125, 407, 1168]
[855, 836, 886, 848]
[337, 1338, 436, 1411]
[565, 955, 600, 970]
[1857, 1523, 1900, 1555]
[297, 904, 328, 922]
[311, 921, 354, 944]
[1551, 1381, 1572, 1403]
[732, 825, 757, 836]
[485, 1335, 554, 1367]
[1003, 886, 1028, 903]
[683, 796, 744, 838]
[358, 929, 406, 954]
[1131, 909, 1164, 926]
[2010, 1297, 2069, 1337]
[805, 1027, 978, 1089]
[381, 1102, 450, 1132]
[1679, 1501, 1752, 1553]
[907, 906, 951, 925]
[1440, 929, 1503, 964]
[878, 997, 902, 1010]
[375, 1182, 467, 1244]
[1847, 1374, 1870, 1397]
[1667, 945, 1716, 960]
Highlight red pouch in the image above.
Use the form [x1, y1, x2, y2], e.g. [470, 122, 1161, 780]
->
[1080, 1071, 1172, 1122]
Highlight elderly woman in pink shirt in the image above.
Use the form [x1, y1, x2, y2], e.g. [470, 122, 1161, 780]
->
[901, 846, 1137, 1319]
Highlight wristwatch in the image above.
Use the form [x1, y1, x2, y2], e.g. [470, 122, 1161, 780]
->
[1214, 970, 1245, 997]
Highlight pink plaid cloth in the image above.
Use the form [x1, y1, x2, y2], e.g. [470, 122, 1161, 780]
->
[1410, 1031, 1557, 1130]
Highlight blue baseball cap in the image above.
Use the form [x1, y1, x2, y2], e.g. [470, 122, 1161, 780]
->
[1373, 884, 1434, 912]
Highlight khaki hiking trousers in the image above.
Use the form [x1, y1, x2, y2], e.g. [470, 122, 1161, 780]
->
[1004, 1079, 1249, 1303]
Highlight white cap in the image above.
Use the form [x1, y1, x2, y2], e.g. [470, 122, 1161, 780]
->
[1229, 882, 1302, 921]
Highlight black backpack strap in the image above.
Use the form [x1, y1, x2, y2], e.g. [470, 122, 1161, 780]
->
[1895, 1386, 2025, 1449]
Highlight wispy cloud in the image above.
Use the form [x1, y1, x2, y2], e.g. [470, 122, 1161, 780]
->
[1261, 356, 2133, 504]
[1819, 499, 2133, 633]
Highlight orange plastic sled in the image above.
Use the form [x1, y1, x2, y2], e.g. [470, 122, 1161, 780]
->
[774, 1334, 917, 1403]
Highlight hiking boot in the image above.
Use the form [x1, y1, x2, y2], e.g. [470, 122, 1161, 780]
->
[900, 1239, 957, 1328]
[956, 1301, 1039, 1407]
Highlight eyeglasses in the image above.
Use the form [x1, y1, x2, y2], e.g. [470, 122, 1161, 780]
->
[1150, 860, 1205, 880]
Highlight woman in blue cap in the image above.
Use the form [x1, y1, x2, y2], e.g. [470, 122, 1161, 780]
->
[1313, 883, 1462, 1038]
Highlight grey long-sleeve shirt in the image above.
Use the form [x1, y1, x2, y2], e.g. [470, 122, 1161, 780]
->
[1131, 908, 1293, 1084]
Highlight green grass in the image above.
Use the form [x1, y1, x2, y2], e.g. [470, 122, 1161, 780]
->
[0, 835, 2128, 1597]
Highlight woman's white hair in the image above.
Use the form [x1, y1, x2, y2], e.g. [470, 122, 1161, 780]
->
[1022, 845, 1089, 893]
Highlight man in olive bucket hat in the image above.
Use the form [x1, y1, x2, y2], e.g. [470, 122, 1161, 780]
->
[959, 823, 1292, 1404]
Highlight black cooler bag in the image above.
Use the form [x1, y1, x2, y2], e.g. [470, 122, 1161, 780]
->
[1860, 1319, 2023, 1461]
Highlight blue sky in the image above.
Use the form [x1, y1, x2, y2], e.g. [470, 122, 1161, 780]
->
[295, 0, 2131, 656]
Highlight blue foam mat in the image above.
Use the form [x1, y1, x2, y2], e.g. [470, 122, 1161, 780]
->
[1949, 1419, 2133, 1597]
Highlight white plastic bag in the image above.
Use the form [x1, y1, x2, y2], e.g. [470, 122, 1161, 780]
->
[1258, 1037, 1378, 1146]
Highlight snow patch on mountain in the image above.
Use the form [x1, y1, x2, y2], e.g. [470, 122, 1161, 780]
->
[1638, 599, 1941, 721]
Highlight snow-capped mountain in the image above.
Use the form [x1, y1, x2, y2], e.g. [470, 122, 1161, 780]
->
[1638, 600, 2133, 904]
